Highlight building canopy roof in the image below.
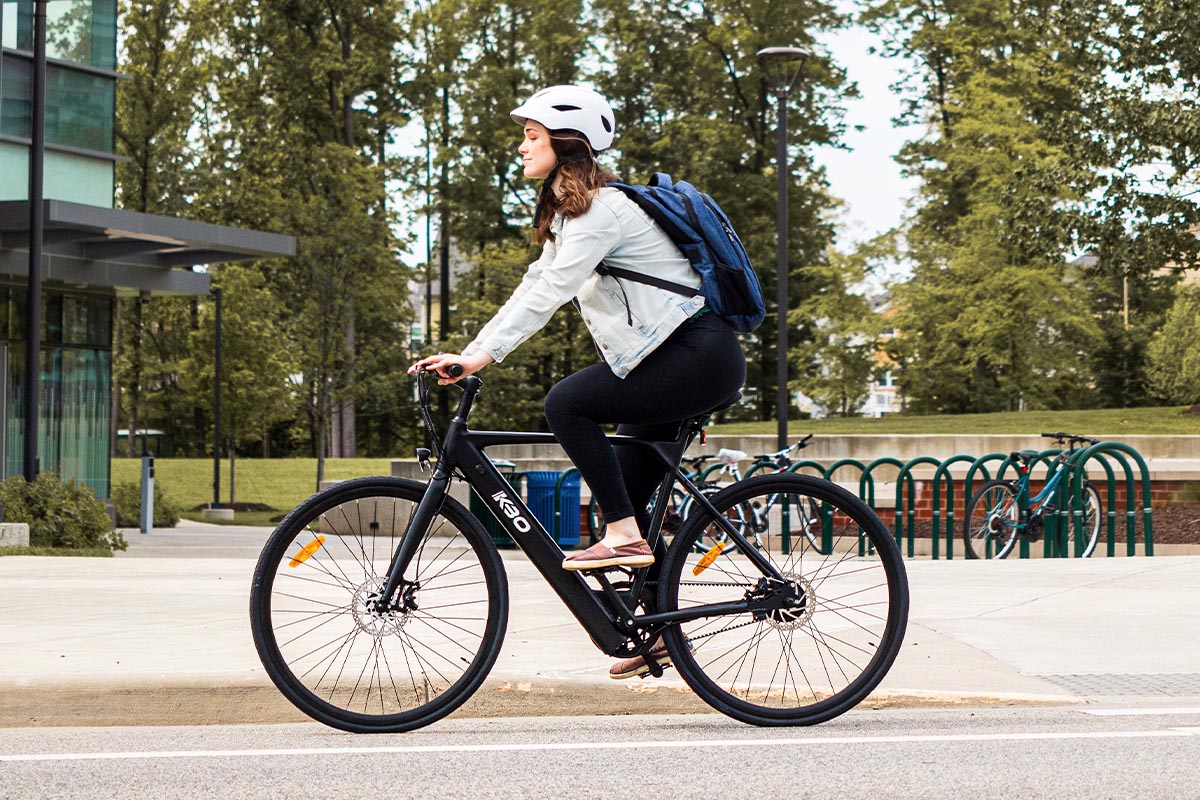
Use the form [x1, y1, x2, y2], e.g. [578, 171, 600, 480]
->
[0, 200, 296, 296]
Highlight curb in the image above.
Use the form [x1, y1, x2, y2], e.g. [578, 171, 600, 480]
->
[0, 678, 1081, 729]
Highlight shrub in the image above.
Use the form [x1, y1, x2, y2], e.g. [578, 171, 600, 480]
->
[112, 481, 181, 528]
[0, 473, 126, 552]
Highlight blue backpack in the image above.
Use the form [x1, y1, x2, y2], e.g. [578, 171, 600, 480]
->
[601, 172, 766, 333]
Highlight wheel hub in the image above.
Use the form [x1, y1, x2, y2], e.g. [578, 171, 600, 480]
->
[351, 580, 409, 636]
[767, 572, 815, 632]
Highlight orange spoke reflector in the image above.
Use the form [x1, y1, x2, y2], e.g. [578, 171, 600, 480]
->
[289, 535, 326, 568]
[692, 541, 725, 575]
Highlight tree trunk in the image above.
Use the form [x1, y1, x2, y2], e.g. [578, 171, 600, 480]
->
[229, 443, 236, 506]
[339, 306, 356, 457]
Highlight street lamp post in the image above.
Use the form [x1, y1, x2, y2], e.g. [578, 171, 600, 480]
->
[23, 0, 48, 481]
[757, 46, 809, 451]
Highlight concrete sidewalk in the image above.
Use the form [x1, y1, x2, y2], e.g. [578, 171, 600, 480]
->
[2, 520, 1198, 727]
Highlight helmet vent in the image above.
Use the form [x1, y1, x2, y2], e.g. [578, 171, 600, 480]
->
[602, 116, 612, 132]
[552, 104, 582, 112]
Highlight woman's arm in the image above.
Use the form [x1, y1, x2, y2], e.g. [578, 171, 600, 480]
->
[464, 203, 622, 363]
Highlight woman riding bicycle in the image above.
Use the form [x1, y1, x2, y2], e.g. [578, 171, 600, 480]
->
[409, 84, 745, 577]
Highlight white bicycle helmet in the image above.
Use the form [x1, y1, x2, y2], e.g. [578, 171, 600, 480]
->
[510, 85, 616, 152]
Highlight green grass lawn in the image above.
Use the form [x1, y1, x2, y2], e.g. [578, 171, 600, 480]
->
[711, 406, 1199, 436]
[110, 458, 397, 522]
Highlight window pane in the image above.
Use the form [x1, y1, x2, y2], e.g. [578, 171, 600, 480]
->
[47, 65, 112, 151]
[46, 0, 116, 69]
[63, 296, 87, 345]
[87, 296, 110, 346]
[0, 55, 31, 139]
[44, 292, 62, 344]
[1, 0, 27, 51]
[2, 1, 116, 70]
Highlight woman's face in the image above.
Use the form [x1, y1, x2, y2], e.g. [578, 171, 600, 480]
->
[519, 121, 557, 180]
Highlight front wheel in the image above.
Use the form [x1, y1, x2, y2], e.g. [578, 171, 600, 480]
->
[1067, 481, 1103, 558]
[250, 477, 508, 733]
[659, 474, 909, 726]
[963, 480, 1021, 560]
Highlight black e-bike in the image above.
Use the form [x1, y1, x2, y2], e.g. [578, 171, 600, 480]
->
[250, 368, 909, 732]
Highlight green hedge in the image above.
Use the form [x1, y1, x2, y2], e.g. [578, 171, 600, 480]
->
[0, 473, 126, 552]
[111, 481, 181, 528]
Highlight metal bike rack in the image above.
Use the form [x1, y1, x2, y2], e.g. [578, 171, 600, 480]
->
[894, 456, 941, 559]
[859, 457, 907, 558]
[822, 458, 869, 557]
[929, 455, 978, 560]
[1068, 442, 1154, 557]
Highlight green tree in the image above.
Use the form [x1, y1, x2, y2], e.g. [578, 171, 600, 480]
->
[594, 0, 849, 422]
[864, 0, 1200, 411]
[1146, 286, 1200, 406]
[863, 1, 1110, 412]
[791, 248, 884, 417]
[114, 0, 212, 457]
[182, 265, 298, 504]
[198, 0, 416, 483]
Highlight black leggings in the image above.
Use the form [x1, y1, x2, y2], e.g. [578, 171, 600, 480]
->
[543, 313, 746, 533]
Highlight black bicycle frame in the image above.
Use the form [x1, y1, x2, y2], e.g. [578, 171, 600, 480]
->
[377, 374, 786, 658]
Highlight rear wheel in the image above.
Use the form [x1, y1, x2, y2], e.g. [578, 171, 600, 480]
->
[250, 477, 507, 732]
[964, 480, 1021, 560]
[659, 474, 909, 726]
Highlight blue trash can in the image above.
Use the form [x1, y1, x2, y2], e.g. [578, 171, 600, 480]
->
[554, 469, 582, 548]
[524, 471, 560, 541]
[468, 460, 522, 549]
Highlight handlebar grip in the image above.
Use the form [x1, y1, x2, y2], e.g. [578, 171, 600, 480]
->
[1040, 432, 1064, 439]
[446, 364, 464, 378]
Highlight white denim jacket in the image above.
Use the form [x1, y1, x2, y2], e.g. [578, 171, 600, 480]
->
[463, 187, 706, 378]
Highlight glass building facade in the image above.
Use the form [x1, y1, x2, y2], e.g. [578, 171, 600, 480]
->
[1, 0, 117, 207]
[0, 0, 117, 497]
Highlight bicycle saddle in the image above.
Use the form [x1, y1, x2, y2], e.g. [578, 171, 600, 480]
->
[717, 448, 747, 463]
[1010, 449, 1040, 463]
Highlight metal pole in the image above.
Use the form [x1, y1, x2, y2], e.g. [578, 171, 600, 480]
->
[212, 287, 222, 508]
[775, 87, 789, 451]
[23, 0, 47, 482]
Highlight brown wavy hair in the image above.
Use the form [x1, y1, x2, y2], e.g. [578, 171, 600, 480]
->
[532, 129, 618, 244]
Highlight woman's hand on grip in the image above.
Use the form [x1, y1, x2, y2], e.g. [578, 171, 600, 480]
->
[408, 351, 493, 384]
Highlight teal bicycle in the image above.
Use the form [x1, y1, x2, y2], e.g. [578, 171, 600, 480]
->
[963, 432, 1103, 559]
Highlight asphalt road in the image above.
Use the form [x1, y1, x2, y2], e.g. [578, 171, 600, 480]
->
[2, 706, 1199, 799]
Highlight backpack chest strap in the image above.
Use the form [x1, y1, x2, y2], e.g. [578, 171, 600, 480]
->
[596, 262, 700, 298]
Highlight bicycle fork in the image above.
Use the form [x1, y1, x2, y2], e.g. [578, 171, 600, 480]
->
[370, 466, 453, 615]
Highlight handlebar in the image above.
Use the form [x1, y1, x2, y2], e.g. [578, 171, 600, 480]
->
[1040, 431, 1100, 447]
[752, 435, 815, 463]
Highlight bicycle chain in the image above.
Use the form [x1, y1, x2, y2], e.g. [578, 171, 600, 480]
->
[675, 580, 763, 640]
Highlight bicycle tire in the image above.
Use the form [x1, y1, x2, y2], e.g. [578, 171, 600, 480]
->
[250, 476, 508, 733]
[1067, 481, 1103, 558]
[963, 480, 1020, 560]
[659, 474, 909, 726]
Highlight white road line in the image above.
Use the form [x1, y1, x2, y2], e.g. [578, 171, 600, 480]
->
[3, 729, 1199, 763]
[1079, 708, 1200, 717]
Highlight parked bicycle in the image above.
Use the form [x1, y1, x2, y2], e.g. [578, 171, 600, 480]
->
[692, 435, 827, 555]
[963, 432, 1103, 559]
[250, 368, 909, 732]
